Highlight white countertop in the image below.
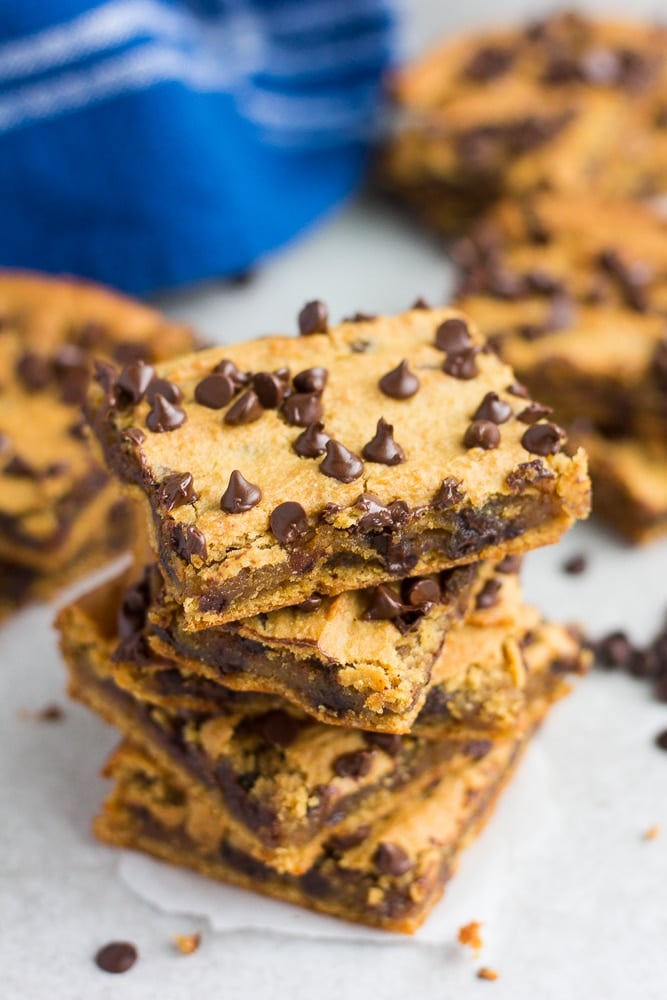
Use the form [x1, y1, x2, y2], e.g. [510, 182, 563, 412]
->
[3, 1, 667, 995]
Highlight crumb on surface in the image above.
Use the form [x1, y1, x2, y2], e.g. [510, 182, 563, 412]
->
[174, 933, 201, 955]
[477, 967, 499, 981]
[18, 702, 65, 722]
[644, 825, 660, 840]
[458, 920, 483, 952]
[562, 553, 587, 575]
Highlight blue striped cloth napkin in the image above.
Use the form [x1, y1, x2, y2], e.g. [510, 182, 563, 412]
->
[0, 1, 396, 293]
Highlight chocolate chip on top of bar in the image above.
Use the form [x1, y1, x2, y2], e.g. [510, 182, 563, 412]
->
[86, 304, 590, 628]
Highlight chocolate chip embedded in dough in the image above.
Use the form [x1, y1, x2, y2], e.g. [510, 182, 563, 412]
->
[521, 422, 566, 456]
[472, 391, 512, 424]
[379, 359, 420, 399]
[158, 472, 198, 511]
[194, 373, 235, 409]
[220, 470, 262, 514]
[224, 389, 264, 426]
[146, 393, 187, 432]
[269, 501, 309, 545]
[362, 418, 406, 465]
[463, 419, 500, 450]
[320, 439, 364, 483]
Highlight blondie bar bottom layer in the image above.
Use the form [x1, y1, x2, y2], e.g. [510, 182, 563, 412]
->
[95, 709, 542, 934]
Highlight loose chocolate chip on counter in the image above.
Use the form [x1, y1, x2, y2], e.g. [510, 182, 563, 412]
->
[496, 554, 522, 574]
[507, 381, 529, 398]
[213, 359, 249, 389]
[596, 631, 634, 669]
[270, 501, 309, 545]
[364, 732, 403, 757]
[435, 317, 472, 352]
[253, 372, 287, 409]
[433, 477, 465, 509]
[298, 300, 329, 335]
[362, 585, 405, 621]
[517, 402, 554, 424]
[293, 422, 330, 458]
[255, 710, 302, 748]
[320, 439, 364, 483]
[220, 470, 262, 514]
[16, 352, 51, 391]
[404, 577, 441, 607]
[145, 377, 183, 405]
[443, 347, 479, 380]
[295, 594, 323, 613]
[473, 392, 512, 424]
[362, 418, 405, 466]
[159, 472, 198, 511]
[475, 578, 502, 610]
[172, 523, 208, 563]
[282, 392, 323, 427]
[224, 389, 264, 426]
[146, 393, 187, 432]
[563, 553, 587, 575]
[521, 422, 565, 456]
[373, 842, 412, 876]
[333, 749, 375, 779]
[94, 941, 138, 975]
[115, 360, 155, 404]
[464, 420, 500, 450]
[194, 373, 235, 409]
[379, 359, 420, 399]
[655, 730, 667, 751]
[293, 367, 328, 394]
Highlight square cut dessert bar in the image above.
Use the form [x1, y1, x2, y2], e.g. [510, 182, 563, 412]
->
[0, 271, 197, 615]
[86, 305, 590, 629]
[57, 567, 584, 875]
[95, 698, 546, 935]
[455, 194, 667, 442]
[376, 11, 667, 235]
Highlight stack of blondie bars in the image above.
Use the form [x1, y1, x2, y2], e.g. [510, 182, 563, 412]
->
[378, 11, 667, 543]
[58, 304, 591, 932]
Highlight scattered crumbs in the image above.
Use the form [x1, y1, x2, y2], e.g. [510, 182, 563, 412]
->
[562, 553, 587, 575]
[477, 967, 499, 982]
[458, 919, 483, 952]
[94, 941, 138, 974]
[174, 933, 201, 955]
[18, 702, 65, 723]
[644, 826, 660, 841]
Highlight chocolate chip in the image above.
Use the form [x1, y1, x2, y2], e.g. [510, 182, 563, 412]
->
[270, 501, 308, 545]
[411, 296, 431, 309]
[194, 373, 234, 409]
[404, 577, 440, 606]
[507, 381, 529, 398]
[496, 554, 522, 574]
[655, 730, 667, 751]
[333, 749, 375, 779]
[362, 418, 405, 465]
[282, 392, 323, 427]
[16, 352, 51, 391]
[5, 455, 35, 478]
[320, 439, 363, 483]
[172, 523, 207, 563]
[463, 739, 493, 760]
[293, 367, 328, 394]
[521, 422, 565, 456]
[113, 342, 151, 365]
[464, 420, 500, 450]
[473, 392, 512, 424]
[253, 372, 287, 409]
[115, 360, 155, 404]
[295, 594, 323, 613]
[327, 826, 371, 852]
[255, 710, 301, 748]
[475, 578, 502, 609]
[362, 585, 404, 621]
[213, 359, 249, 389]
[433, 477, 465, 509]
[34, 703, 65, 722]
[293, 422, 329, 458]
[94, 942, 138, 974]
[364, 732, 403, 757]
[298, 300, 329, 335]
[123, 427, 146, 446]
[597, 631, 633, 668]
[146, 393, 187, 432]
[506, 459, 554, 492]
[435, 318, 472, 352]
[373, 842, 412, 876]
[517, 402, 554, 424]
[344, 311, 377, 323]
[464, 45, 514, 81]
[443, 348, 479, 380]
[563, 553, 587, 575]
[224, 389, 264, 426]
[378, 359, 420, 399]
[220, 470, 261, 513]
[158, 472, 197, 511]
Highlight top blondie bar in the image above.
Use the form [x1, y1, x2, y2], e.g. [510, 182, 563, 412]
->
[86, 304, 590, 628]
